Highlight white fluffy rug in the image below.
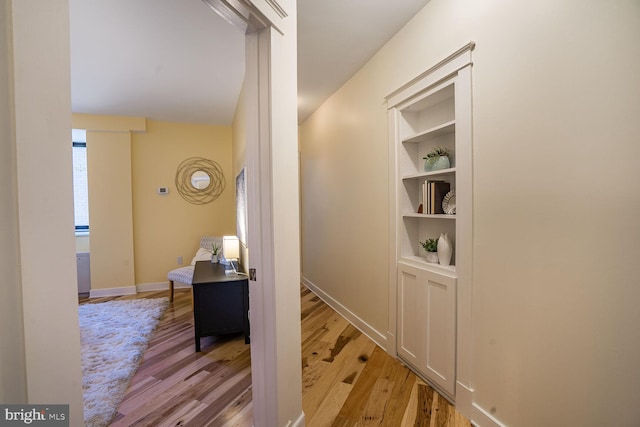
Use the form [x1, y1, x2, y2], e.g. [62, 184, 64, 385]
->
[79, 297, 168, 427]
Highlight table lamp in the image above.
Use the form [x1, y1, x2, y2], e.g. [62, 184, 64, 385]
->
[223, 235, 240, 275]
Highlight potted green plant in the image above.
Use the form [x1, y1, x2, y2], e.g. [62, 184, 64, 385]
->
[211, 243, 220, 263]
[423, 146, 451, 172]
[420, 238, 439, 263]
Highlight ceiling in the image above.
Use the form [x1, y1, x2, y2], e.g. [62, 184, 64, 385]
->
[70, 0, 430, 126]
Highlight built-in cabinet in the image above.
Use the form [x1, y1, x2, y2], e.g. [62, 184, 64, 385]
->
[387, 44, 474, 402]
[397, 262, 456, 394]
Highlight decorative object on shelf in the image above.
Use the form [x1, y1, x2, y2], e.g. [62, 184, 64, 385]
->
[423, 181, 451, 215]
[442, 190, 456, 215]
[425, 251, 439, 264]
[437, 232, 453, 266]
[423, 147, 450, 172]
[210, 243, 220, 263]
[175, 157, 225, 205]
[420, 238, 439, 263]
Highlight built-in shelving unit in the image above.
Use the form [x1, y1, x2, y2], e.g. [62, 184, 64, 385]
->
[396, 78, 458, 270]
[387, 43, 475, 403]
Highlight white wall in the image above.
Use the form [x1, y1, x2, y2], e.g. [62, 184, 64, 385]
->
[299, 1, 640, 426]
[0, 0, 27, 404]
[7, 0, 84, 423]
[245, 0, 304, 423]
[268, 21, 304, 426]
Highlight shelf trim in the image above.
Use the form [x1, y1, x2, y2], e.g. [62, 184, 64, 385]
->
[403, 213, 456, 220]
[402, 120, 455, 144]
[399, 256, 458, 278]
[402, 167, 456, 180]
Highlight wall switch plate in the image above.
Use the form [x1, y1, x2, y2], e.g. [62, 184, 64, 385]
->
[177, 256, 183, 265]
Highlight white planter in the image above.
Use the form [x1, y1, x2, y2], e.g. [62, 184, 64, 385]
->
[211, 254, 219, 263]
[425, 251, 439, 263]
[424, 155, 450, 172]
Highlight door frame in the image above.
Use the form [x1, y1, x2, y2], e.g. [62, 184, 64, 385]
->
[203, 1, 304, 425]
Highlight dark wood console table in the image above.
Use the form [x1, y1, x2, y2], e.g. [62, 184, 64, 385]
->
[192, 261, 250, 352]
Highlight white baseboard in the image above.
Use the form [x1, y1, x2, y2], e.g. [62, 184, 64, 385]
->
[386, 331, 397, 357]
[136, 282, 168, 292]
[289, 411, 305, 427]
[455, 381, 474, 420]
[136, 281, 190, 293]
[88, 282, 191, 298]
[471, 403, 506, 427]
[89, 286, 136, 298]
[301, 276, 387, 351]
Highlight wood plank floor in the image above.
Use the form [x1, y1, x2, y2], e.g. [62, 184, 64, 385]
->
[80, 290, 253, 427]
[300, 286, 471, 427]
[80, 286, 471, 426]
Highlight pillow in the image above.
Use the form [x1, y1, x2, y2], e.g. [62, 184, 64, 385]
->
[191, 247, 212, 265]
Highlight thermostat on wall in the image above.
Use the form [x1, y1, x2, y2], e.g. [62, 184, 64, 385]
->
[157, 187, 169, 195]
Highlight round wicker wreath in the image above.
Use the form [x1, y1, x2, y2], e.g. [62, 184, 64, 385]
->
[175, 157, 225, 205]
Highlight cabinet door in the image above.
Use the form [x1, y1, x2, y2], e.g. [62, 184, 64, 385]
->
[397, 264, 427, 369]
[422, 269, 456, 395]
[397, 263, 456, 396]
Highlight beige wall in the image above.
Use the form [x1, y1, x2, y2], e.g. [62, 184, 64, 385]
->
[72, 114, 144, 291]
[0, 0, 27, 403]
[6, 0, 84, 423]
[131, 119, 235, 284]
[299, 1, 640, 426]
[87, 131, 136, 290]
[72, 114, 236, 288]
[299, 57, 390, 335]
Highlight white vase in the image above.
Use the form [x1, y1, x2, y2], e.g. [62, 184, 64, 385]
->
[437, 232, 452, 266]
[211, 254, 219, 263]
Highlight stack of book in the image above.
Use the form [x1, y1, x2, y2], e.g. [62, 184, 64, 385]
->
[421, 180, 450, 214]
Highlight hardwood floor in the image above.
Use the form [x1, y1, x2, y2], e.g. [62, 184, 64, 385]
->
[80, 286, 471, 426]
[300, 286, 470, 427]
[80, 290, 253, 427]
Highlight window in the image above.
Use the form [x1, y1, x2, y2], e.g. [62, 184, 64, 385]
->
[72, 130, 89, 232]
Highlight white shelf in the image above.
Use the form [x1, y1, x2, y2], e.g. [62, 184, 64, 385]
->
[402, 120, 455, 144]
[399, 256, 457, 277]
[403, 213, 456, 220]
[402, 168, 456, 180]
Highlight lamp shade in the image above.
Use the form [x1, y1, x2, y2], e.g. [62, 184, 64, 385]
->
[223, 235, 240, 260]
